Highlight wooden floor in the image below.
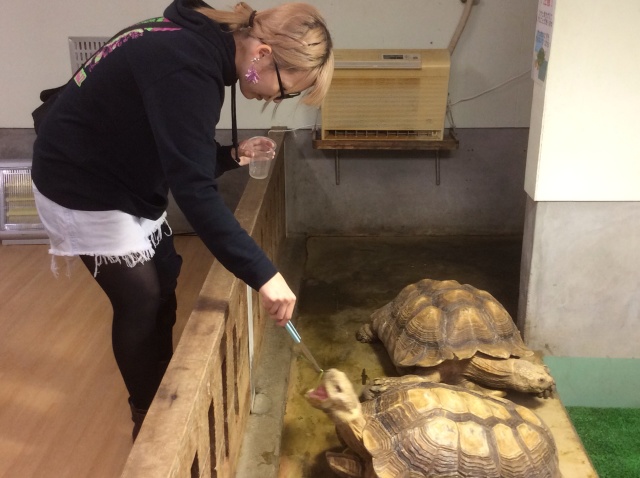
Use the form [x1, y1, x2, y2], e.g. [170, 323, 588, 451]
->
[0, 236, 212, 478]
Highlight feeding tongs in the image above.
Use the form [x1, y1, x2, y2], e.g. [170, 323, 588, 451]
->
[285, 322, 323, 373]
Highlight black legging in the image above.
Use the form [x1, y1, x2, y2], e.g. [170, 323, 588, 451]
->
[80, 225, 182, 410]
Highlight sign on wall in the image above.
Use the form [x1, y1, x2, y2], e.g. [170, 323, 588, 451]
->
[532, 0, 555, 84]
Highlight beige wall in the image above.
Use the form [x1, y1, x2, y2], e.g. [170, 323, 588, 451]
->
[1, 0, 537, 129]
[525, 0, 640, 201]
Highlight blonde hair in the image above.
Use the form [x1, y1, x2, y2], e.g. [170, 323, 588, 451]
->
[196, 2, 334, 107]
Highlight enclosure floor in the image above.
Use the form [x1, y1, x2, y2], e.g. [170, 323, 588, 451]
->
[277, 236, 597, 478]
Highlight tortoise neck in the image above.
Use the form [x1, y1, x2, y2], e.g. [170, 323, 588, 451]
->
[335, 414, 369, 458]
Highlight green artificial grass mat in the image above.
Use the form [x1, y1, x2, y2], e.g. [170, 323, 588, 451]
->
[566, 406, 640, 478]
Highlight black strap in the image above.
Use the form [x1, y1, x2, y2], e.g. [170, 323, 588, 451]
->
[231, 83, 239, 162]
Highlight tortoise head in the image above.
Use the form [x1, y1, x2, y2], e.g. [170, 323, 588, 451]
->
[511, 360, 557, 397]
[306, 369, 363, 423]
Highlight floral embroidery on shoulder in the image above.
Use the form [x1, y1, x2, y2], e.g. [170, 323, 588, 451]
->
[74, 17, 181, 86]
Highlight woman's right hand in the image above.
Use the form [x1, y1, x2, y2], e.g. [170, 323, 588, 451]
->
[258, 272, 296, 327]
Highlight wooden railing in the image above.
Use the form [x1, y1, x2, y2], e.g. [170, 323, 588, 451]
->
[121, 130, 287, 478]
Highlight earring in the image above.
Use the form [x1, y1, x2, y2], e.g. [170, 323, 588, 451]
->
[245, 57, 260, 84]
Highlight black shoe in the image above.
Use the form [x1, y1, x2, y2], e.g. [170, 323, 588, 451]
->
[128, 397, 148, 442]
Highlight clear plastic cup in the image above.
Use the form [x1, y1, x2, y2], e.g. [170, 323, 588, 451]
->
[246, 136, 276, 179]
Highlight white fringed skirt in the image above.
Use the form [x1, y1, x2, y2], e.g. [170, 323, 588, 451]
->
[33, 185, 170, 277]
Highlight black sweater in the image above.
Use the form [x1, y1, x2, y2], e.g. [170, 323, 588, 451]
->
[32, 0, 277, 290]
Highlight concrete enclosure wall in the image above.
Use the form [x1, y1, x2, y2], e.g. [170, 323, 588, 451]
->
[285, 128, 528, 236]
[519, 197, 640, 358]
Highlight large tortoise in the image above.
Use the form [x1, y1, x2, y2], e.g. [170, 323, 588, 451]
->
[356, 279, 555, 398]
[306, 368, 561, 478]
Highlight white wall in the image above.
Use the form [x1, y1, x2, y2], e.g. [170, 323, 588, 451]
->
[1, 0, 537, 129]
[525, 0, 640, 201]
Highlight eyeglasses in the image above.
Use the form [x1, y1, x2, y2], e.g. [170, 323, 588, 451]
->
[273, 61, 301, 101]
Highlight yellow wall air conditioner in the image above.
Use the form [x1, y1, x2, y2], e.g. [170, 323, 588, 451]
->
[321, 49, 450, 141]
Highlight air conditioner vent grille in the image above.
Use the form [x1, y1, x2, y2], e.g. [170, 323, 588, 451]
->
[322, 130, 443, 140]
[321, 49, 451, 142]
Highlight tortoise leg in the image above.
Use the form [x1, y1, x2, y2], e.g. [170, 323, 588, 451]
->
[355, 323, 377, 343]
[362, 373, 441, 400]
[326, 450, 365, 478]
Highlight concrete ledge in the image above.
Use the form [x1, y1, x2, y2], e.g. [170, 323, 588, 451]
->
[236, 237, 306, 478]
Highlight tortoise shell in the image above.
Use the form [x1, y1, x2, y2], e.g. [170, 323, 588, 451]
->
[361, 380, 560, 478]
[368, 279, 532, 368]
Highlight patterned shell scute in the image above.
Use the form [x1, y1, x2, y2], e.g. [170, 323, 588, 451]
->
[361, 382, 560, 478]
[371, 279, 532, 368]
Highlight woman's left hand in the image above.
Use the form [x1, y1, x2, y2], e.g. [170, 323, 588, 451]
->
[234, 139, 253, 166]
[234, 137, 275, 166]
